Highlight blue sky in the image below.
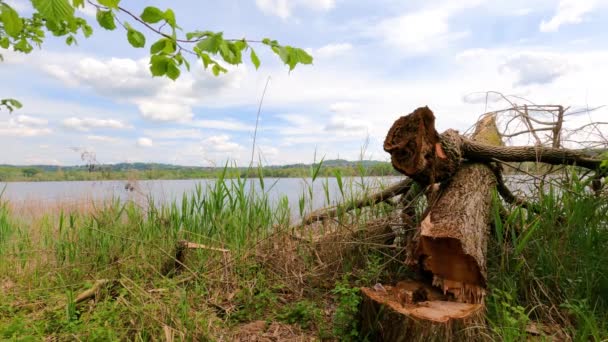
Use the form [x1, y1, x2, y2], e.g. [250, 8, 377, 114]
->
[1, 0, 607, 166]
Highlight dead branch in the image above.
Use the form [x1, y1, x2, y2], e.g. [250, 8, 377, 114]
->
[301, 178, 413, 225]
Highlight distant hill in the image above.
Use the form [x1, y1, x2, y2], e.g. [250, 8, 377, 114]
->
[0, 159, 389, 171]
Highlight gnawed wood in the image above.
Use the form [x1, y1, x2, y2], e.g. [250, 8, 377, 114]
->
[415, 113, 500, 304]
[384, 107, 461, 184]
[360, 283, 485, 341]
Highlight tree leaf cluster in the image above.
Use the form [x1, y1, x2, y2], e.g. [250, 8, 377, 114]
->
[0, 1, 313, 83]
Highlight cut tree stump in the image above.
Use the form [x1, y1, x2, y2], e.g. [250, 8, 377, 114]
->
[359, 109, 502, 341]
[360, 281, 484, 342]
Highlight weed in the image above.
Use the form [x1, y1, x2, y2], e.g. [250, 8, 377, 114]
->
[331, 276, 362, 341]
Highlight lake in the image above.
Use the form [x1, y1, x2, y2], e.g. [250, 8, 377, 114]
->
[0, 175, 545, 219]
[0, 177, 402, 216]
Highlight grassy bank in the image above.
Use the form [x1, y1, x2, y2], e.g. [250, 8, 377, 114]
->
[0, 168, 606, 340]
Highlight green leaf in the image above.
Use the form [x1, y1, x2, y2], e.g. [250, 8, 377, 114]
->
[98, 0, 120, 9]
[127, 28, 145, 48]
[0, 37, 9, 49]
[286, 47, 312, 70]
[149, 54, 169, 76]
[196, 33, 222, 54]
[292, 47, 313, 65]
[5, 99, 22, 109]
[163, 9, 176, 27]
[218, 41, 241, 65]
[32, 0, 74, 22]
[166, 60, 180, 80]
[65, 35, 76, 45]
[150, 38, 167, 54]
[250, 48, 260, 69]
[96, 9, 116, 30]
[211, 64, 226, 76]
[1, 4, 23, 38]
[186, 30, 213, 40]
[14, 39, 32, 53]
[196, 50, 212, 68]
[140, 6, 164, 24]
[82, 23, 93, 37]
[72, 0, 84, 8]
[272, 46, 289, 64]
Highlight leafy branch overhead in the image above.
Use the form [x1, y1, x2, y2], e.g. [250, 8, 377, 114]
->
[0, 0, 313, 82]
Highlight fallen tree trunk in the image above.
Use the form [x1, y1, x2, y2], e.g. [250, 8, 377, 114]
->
[414, 113, 500, 304]
[383, 107, 606, 185]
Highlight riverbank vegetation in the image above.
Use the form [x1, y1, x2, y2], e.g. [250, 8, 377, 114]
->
[0, 163, 606, 340]
[0, 160, 399, 182]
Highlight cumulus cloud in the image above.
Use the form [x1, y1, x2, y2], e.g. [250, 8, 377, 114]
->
[501, 53, 571, 86]
[462, 92, 505, 104]
[315, 43, 353, 58]
[540, 0, 596, 32]
[15, 115, 48, 126]
[136, 101, 194, 122]
[255, 0, 335, 19]
[41, 56, 247, 123]
[63, 117, 130, 131]
[202, 135, 244, 153]
[370, 1, 480, 55]
[192, 119, 253, 131]
[0, 119, 51, 137]
[87, 135, 123, 143]
[137, 137, 154, 147]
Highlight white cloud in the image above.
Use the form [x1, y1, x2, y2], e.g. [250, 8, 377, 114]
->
[540, 0, 597, 32]
[137, 137, 154, 147]
[136, 101, 194, 122]
[501, 53, 571, 86]
[39, 55, 247, 123]
[87, 135, 123, 143]
[255, 0, 335, 19]
[370, 1, 480, 55]
[63, 117, 130, 131]
[15, 115, 48, 126]
[143, 129, 203, 140]
[0, 120, 51, 137]
[191, 119, 253, 131]
[202, 135, 244, 153]
[315, 43, 353, 58]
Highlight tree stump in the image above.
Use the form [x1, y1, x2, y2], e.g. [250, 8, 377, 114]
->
[359, 109, 502, 340]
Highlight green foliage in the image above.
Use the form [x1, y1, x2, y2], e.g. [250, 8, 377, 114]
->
[487, 289, 530, 341]
[331, 277, 361, 340]
[21, 167, 40, 177]
[0, 1, 313, 113]
[0, 3, 22, 38]
[488, 171, 608, 340]
[0, 98, 22, 112]
[277, 300, 322, 330]
[125, 24, 145, 48]
[140, 6, 164, 24]
[95, 9, 115, 30]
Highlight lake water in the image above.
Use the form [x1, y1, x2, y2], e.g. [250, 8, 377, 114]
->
[0, 175, 547, 219]
[0, 177, 402, 215]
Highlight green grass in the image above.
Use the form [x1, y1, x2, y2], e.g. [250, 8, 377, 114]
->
[487, 172, 608, 341]
[0, 167, 606, 341]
